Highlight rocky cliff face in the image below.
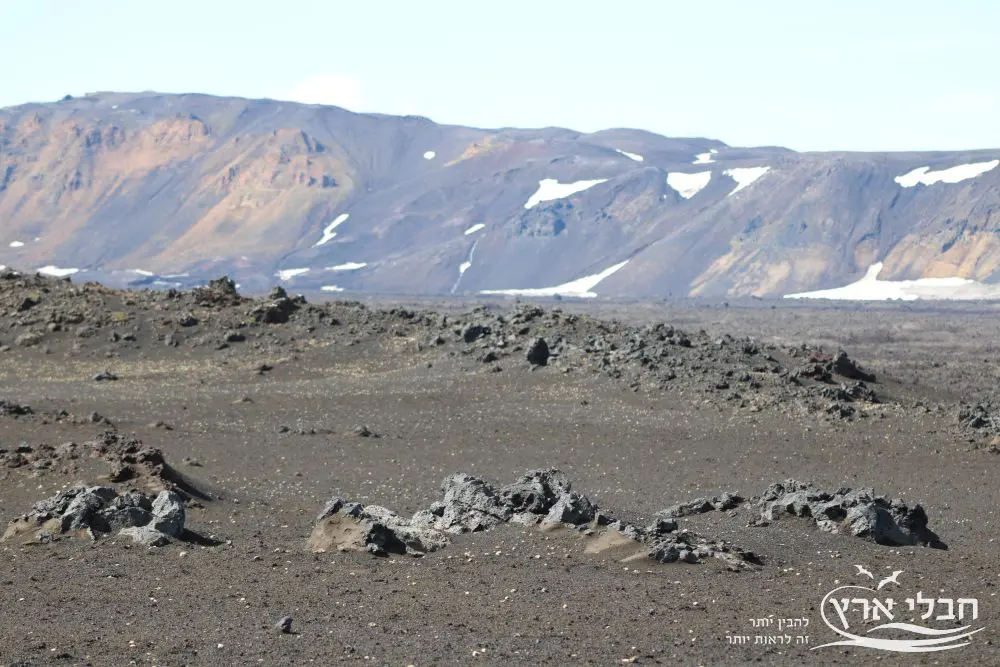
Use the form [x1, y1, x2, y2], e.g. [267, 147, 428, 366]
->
[1, 92, 998, 298]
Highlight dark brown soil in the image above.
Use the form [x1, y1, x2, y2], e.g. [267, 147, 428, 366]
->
[0, 273, 997, 665]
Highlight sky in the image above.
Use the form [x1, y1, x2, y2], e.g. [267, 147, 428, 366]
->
[1, 0, 998, 152]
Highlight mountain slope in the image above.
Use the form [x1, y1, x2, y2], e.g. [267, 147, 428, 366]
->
[1, 92, 998, 298]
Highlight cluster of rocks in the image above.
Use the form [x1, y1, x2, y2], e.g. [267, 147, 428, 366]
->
[0, 270, 887, 418]
[2, 485, 186, 546]
[249, 286, 306, 325]
[957, 390, 1000, 440]
[791, 347, 876, 383]
[0, 441, 80, 475]
[87, 430, 207, 501]
[749, 479, 946, 549]
[308, 469, 760, 570]
[429, 306, 885, 419]
[0, 399, 33, 417]
[310, 471, 947, 571]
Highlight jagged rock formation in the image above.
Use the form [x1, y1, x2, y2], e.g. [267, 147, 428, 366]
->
[2, 485, 186, 546]
[750, 480, 946, 549]
[308, 468, 761, 570]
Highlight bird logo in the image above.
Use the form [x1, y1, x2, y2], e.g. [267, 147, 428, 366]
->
[877, 570, 904, 590]
[853, 564, 874, 579]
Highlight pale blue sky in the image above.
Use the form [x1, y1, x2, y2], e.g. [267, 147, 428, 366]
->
[2, 0, 997, 151]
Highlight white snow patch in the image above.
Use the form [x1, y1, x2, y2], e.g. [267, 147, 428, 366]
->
[314, 213, 350, 247]
[130, 269, 154, 277]
[464, 223, 486, 235]
[481, 260, 629, 299]
[666, 171, 712, 199]
[423, 151, 436, 160]
[785, 262, 1000, 301]
[326, 262, 367, 271]
[615, 149, 644, 162]
[37, 265, 80, 277]
[894, 160, 998, 187]
[162, 272, 190, 279]
[524, 178, 609, 209]
[723, 166, 770, 196]
[692, 149, 720, 164]
[0, 266, 5, 271]
[276, 268, 310, 280]
[321, 285, 345, 292]
[451, 240, 480, 294]
[8, 241, 24, 248]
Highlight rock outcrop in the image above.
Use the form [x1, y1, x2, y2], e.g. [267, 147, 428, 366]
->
[3, 485, 186, 546]
[308, 469, 761, 570]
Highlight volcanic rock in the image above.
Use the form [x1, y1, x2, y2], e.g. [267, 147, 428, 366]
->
[751, 479, 945, 548]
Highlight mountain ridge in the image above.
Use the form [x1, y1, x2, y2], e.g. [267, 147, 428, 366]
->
[1, 91, 999, 299]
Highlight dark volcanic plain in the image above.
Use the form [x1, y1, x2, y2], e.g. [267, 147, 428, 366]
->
[0, 271, 998, 666]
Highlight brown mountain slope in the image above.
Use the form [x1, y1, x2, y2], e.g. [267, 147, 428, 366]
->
[0, 92, 998, 298]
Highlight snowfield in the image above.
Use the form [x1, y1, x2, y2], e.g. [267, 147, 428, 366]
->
[480, 260, 629, 298]
[326, 262, 367, 272]
[784, 262, 1000, 301]
[524, 178, 609, 209]
[315, 213, 350, 247]
[276, 268, 310, 280]
[693, 149, 718, 164]
[666, 171, 712, 199]
[36, 266, 81, 277]
[615, 149, 644, 162]
[894, 160, 999, 187]
[723, 167, 770, 196]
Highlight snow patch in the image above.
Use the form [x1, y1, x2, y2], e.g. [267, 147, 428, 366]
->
[524, 178, 609, 209]
[321, 285, 345, 292]
[326, 262, 367, 271]
[8, 241, 24, 248]
[315, 213, 350, 247]
[37, 265, 80, 278]
[130, 269, 154, 277]
[894, 160, 998, 187]
[615, 149, 644, 162]
[162, 272, 190, 279]
[666, 171, 712, 199]
[423, 151, 436, 160]
[784, 262, 1000, 301]
[464, 223, 486, 235]
[480, 260, 629, 299]
[723, 166, 770, 196]
[276, 268, 310, 280]
[693, 149, 718, 164]
[451, 239, 480, 294]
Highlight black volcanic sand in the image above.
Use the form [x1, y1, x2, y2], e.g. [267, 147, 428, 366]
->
[0, 276, 998, 665]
